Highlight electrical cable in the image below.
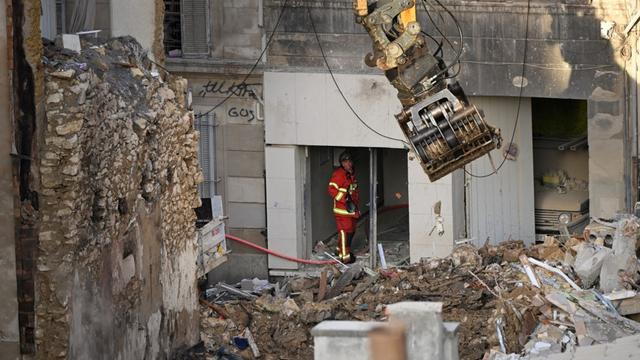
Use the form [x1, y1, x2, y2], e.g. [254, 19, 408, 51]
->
[225, 234, 336, 265]
[195, 0, 289, 119]
[421, 31, 444, 58]
[307, 8, 410, 147]
[464, 0, 532, 178]
[420, 0, 463, 80]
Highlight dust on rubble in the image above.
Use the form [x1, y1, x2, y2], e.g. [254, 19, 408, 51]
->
[182, 222, 640, 360]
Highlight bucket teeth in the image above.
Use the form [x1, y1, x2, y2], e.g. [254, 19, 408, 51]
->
[399, 88, 502, 182]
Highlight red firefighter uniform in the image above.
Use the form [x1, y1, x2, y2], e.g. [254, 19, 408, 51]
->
[327, 166, 359, 263]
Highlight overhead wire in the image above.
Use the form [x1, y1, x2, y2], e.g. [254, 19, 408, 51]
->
[420, 0, 463, 80]
[195, 0, 289, 119]
[464, 0, 532, 178]
[307, 7, 410, 147]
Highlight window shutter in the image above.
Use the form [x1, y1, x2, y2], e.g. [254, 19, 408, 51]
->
[195, 114, 216, 198]
[181, 0, 210, 57]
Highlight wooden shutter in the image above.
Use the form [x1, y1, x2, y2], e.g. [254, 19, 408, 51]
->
[181, 0, 210, 57]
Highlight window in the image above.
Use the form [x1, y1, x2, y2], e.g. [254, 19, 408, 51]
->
[164, 0, 210, 58]
[194, 113, 217, 225]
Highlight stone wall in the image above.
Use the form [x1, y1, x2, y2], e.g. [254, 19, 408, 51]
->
[37, 37, 201, 359]
[188, 73, 269, 283]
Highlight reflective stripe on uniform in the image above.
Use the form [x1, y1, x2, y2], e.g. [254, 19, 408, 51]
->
[335, 192, 345, 201]
[333, 207, 355, 216]
[329, 182, 339, 189]
[340, 230, 347, 257]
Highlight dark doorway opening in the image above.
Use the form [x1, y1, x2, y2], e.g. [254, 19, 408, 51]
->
[532, 98, 589, 240]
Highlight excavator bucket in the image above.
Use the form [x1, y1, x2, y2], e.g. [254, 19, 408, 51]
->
[396, 84, 501, 182]
[355, 0, 502, 181]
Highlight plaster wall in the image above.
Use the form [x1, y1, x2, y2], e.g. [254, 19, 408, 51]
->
[264, 71, 404, 149]
[110, 0, 155, 55]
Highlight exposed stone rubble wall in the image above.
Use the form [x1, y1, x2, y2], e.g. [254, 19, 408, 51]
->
[37, 37, 201, 359]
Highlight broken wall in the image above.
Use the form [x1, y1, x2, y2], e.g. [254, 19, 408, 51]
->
[37, 37, 200, 359]
[0, 1, 21, 358]
[12, 0, 47, 355]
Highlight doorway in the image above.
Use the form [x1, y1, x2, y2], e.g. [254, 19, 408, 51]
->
[531, 98, 589, 240]
[306, 146, 409, 265]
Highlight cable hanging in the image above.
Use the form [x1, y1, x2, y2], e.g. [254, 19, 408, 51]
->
[464, 0, 531, 178]
[195, 0, 289, 119]
[307, 7, 410, 147]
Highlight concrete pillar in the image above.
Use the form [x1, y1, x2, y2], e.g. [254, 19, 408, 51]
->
[311, 321, 385, 360]
[386, 302, 459, 360]
[408, 157, 464, 261]
[265, 145, 306, 272]
[312, 303, 459, 360]
[0, 2, 21, 358]
[443, 323, 460, 360]
[587, 71, 626, 218]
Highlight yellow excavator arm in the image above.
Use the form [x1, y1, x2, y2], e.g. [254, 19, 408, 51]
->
[354, 0, 501, 181]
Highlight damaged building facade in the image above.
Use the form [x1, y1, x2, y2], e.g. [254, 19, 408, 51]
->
[162, 0, 639, 278]
[3, 0, 640, 357]
[2, 0, 201, 358]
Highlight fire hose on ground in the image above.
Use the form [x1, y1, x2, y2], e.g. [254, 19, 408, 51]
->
[225, 234, 336, 265]
[223, 203, 409, 265]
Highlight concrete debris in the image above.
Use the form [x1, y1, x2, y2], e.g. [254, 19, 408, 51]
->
[187, 235, 640, 360]
[216, 283, 258, 300]
[240, 278, 274, 293]
[599, 216, 640, 293]
[451, 244, 483, 268]
[187, 216, 640, 359]
[574, 244, 611, 288]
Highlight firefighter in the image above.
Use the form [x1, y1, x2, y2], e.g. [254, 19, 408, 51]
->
[328, 151, 360, 264]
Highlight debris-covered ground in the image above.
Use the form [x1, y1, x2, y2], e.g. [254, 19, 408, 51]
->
[186, 216, 640, 360]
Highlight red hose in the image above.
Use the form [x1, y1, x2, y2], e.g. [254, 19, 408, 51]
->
[224, 204, 408, 265]
[225, 234, 336, 265]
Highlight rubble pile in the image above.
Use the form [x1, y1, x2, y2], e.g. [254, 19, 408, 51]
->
[192, 217, 640, 360]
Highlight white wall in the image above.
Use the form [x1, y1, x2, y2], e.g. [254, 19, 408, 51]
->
[408, 161, 464, 261]
[264, 72, 405, 148]
[265, 145, 306, 270]
[110, 0, 155, 56]
[466, 97, 535, 245]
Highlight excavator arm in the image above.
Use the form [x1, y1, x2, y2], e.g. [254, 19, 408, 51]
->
[354, 0, 502, 181]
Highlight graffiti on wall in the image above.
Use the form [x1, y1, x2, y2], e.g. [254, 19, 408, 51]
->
[198, 80, 262, 98]
[228, 107, 256, 121]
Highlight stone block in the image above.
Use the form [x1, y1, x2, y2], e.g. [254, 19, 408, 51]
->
[574, 244, 611, 288]
[311, 321, 384, 360]
[227, 202, 265, 229]
[225, 151, 265, 178]
[227, 177, 265, 203]
[223, 124, 265, 152]
[600, 217, 639, 293]
[387, 302, 446, 360]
